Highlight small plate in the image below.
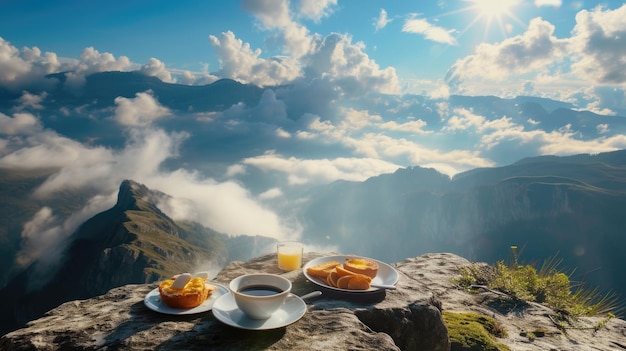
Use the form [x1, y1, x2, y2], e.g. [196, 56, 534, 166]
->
[212, 293, 307, 330]
[144, 282, 229, 315]
[303, 255, 399, 293]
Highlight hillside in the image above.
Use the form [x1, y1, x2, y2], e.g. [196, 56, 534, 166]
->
[0, 180, 275, 335]
[297, 150, 626, 305]
[2, 151, 626, 335]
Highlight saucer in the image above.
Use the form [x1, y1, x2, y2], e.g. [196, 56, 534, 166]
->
[144, 282, 229, 315]
[212, 293, 307, 330]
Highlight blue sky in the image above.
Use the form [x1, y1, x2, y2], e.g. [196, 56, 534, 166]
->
[2, 0, 624, 99]
[2, 0, 626, 243]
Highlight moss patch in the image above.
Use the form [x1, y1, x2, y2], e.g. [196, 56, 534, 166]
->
[442, 311, 510, 351]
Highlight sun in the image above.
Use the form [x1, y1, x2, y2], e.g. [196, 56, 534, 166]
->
[469, 0, 518, 19]
[456, 0, 524, 40]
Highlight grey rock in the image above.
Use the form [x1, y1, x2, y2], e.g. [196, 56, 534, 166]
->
[2, 252, 625, 351]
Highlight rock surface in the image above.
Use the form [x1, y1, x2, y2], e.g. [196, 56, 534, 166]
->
[1, 252, 625, 351]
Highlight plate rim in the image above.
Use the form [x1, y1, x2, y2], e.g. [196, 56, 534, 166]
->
[211, 293, 306, 330]
[143, 282, 229, 315]
[303, 254, 398, 293]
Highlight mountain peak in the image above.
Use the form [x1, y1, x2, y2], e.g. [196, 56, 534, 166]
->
[114, 179, 169, 217]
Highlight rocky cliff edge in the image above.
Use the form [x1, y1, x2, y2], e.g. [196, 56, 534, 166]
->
[1, 252, 625, 351]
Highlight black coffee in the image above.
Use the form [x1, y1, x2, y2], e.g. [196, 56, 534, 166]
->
[239, 285, 283, 296]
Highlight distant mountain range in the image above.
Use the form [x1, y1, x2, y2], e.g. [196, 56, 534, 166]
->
[2, 71, 626, 335]
[297, 150, 626, 307]
[1, 150, 626, 335]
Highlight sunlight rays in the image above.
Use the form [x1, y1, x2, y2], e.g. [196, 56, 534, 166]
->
[439, 0, 526, 42]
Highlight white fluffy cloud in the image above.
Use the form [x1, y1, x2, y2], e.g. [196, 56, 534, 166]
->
[298, 0, 337, 22]
[0, 37, 61, 91]
[209, 31, 302, 86]
[242, 151, 401, 184]
[209, 0, 400, 95]
[402, 16, 457, 45]
[0, 38, 134, 92]
[114, 91, 171, 127]
[72, 47, 131, 75]
[241, 0, 314, 58]
[139, 58, 174, 83]
[447, 18, 566, 83]
[444, 4, 626, 108]
[570, 4, 626, 85]
[0, 111, 41, 135]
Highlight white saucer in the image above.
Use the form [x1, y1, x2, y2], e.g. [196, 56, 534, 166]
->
[144, 282, 229, 315]
[212, 293, 307, 330]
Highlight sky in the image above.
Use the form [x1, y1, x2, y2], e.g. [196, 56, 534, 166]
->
[1, 0, 625, 102]
[2, 0, 626, 267]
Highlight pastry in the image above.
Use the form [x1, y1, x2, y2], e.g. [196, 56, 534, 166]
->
[343, 258, 379, 278]
[158, 272, 216, 309]
[306, 261, 341, 279]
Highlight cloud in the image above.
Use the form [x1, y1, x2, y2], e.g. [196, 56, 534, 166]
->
[374, 9, 392, 31]
[241, 0, 313, 58]
[0, 111, 41, 135]
[298, 0, 338, 22]
[1, 103, 301, 265]
[242, 151, 402, 184]
[258, 187, 283, 200]
[139, 58, 174, 83]
[535, 0, 561, 7]
[16, 207, 60, 267]
[296, 112, 493, 175]
[570, 4, 626, 85]
[0, 38, 135, 92]
[402, 16, 457, 45]
[211, 2, 400, 96]
[73, 47, 132, 75]
[242, 0, 292, 29]
[114, 91, 171, 127]
[439, 107, 626, 159]
[302, 33, 401, 95]
[209, 31, 301, 86]
[16, 192, 116, 281]
[0, 37, 61, 91]
[14, 91, 47, 111]
[446, 18, 567, 84]
[151, 171, 289, 239]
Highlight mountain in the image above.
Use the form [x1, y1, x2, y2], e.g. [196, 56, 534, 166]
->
[2, 151, 626, 335]
[297, 150, 626, 306]
[0, 179, 275, 335]
[43, 71, 265, 111]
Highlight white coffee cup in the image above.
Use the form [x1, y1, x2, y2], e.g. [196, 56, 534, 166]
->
[229, 273, 292, 319]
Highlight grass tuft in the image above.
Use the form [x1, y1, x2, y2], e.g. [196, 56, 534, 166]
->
[454, 246, 622, 317]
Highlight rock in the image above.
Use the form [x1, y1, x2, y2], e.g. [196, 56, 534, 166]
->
[2, 252, 626, 351]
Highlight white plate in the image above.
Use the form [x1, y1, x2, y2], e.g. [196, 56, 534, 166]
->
[303, 255, 399, 293]
[144, 282, 229, 315]
[212, 293, 307, 330]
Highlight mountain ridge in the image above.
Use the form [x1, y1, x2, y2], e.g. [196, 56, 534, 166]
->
[0, 179, 275, 335]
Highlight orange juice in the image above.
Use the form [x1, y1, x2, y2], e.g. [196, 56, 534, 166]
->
[277, 242, 303, 271]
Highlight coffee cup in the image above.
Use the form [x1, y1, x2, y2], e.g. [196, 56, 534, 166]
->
[229, 273, 292, 319]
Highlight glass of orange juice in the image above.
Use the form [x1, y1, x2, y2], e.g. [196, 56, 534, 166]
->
[277, 241, 303, 271]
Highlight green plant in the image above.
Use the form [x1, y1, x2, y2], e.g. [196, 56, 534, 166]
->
[454, 247, 621, 317]
[442, 311, 510, 351]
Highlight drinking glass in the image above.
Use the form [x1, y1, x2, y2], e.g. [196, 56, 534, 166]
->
[276, 241, 303, 271]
